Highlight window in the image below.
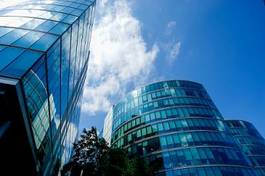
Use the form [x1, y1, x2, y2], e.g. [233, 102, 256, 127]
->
[141, 128, 147, 136]
[152, 124, 158, 133]
[164, 122, 170, 130]
[31, 33, 58, 51]
[173, 135, 180, 144]
[136, 118, 140, 126]
[191, 148, 200, 159]
[150, 113, 155, 121]
[166, 135, 173, 145]
[128, 122, 131, 129]
[132, 120, 135, 127]
[2, 50, 43, 77]
[184, 149, 192, 160]
[128, 134, 132, 142]
[169, 121, 175, 129]
[160, 137, 167, 146]
[145, 114, 150, 122]
[136, 130, 141, 138]
[147, 126, 152, 134]
[0, 47, 24, 70]
[161, 111, 167, 118]
[155, 111, 161, 119]
[166, 109, 172, 117]
[0, 28, 28, 45]
[158, 123, 163, 131]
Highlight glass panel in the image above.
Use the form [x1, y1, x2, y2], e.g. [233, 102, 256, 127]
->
[0, 27, 13, 38]
[61, 30, 71, 116]
[12, 31, 44, 48]
[35, 20, 58, 33]
[0, 28, 28, 45]
[47, 40, 61, 139]
[22, 57, 50, 149]
[50, 23, 69, 35]
[31, 33, 58, 51]
[21, 18, 46, 30]
[0, 47, 24, 70]
[2, 50, 43, 77]
[0, 16, 30, 28]
[62, 15, 77, 24]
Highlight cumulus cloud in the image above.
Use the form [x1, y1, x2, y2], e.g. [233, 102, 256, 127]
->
[82, 0, 159, 115]
[169, 41, 181, 60]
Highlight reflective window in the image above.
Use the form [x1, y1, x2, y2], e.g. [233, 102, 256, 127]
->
[0, 47, 24, 70]
[31, 33, 58, 51]
[12, 31, 44, 48]
[0, 28, 28, 45]
[2, 50, 43, 77]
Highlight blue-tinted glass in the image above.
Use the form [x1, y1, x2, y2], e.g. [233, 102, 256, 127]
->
[68, 20, 79, 101]
[71, 9, 83, 16]
[2, 50, 43, 77]
[49, 13, 67, 22]
[0, 47, 24, 70]
[0, 27, 13, 38]
[60, 6, 75, 14]
[47, 40, 61, 140]
[31, 33, 58, 51]
[34, 4, 59, 12]
[61, 30, 71, 116]
[0, 1, 95, 175]
[50, 23, 69, 35]
[21, 18, 46, 30]
[35, 20, 58, 32]
[62, 15, 77, 24]
[12, 31, 44, 48]
[22, 57, 49, 139]
[74, 14, 85, 86]
[0, 45, 6, 52]
[0, 29, 28, 45]
[78, 4, 89, 10]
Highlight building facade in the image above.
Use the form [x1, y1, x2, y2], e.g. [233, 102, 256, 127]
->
[0, 0, 95, 175]
[104, 80, 258, 176]
[225, 120, 265, 175]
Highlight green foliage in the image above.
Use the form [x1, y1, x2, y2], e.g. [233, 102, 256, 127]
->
[61, 127, 154, 176]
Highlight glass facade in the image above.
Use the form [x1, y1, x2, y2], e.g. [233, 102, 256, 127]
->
[104, 80, 258, 176]
[226, 120, 265, 176]
[0, 0, 95, 175]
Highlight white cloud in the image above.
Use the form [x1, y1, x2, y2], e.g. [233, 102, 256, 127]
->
[82, 0, 159, 115]
[169, 41, 181, 60]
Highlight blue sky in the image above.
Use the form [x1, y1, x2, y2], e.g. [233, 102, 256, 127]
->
[80, 0, 265, 137]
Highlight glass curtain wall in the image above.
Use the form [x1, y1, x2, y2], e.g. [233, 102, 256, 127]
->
[106, 80, 256, 176]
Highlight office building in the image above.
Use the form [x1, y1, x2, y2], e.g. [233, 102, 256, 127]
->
[104, 80, 258, 176]
[226, 120, 265, 175]
[0, 0, 95, 175]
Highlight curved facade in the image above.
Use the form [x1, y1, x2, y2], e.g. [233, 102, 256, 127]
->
[225, 120, 265, 175]
[105, 80, 256, 176]
[0, 0, 96, 175]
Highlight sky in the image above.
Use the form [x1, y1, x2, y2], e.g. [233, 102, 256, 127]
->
[79, 0, 265, 137]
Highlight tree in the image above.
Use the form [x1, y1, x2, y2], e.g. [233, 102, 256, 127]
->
[61, 127, 154, 176]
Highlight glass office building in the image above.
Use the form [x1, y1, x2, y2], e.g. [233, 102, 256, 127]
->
[0, 0, 95, 175]
[104, 80, 257, 176]
[225, 120, 265, 176]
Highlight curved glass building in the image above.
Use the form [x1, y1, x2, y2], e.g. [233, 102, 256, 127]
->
[225, 120, 265, 175]
[0, 0, 95, 175]
[104, 80, 257, 176]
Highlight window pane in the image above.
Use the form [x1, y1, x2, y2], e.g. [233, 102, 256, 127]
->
[2, 50, 43, 77]
[0, 47, 24, 70]
[31, 33, 58, 51]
